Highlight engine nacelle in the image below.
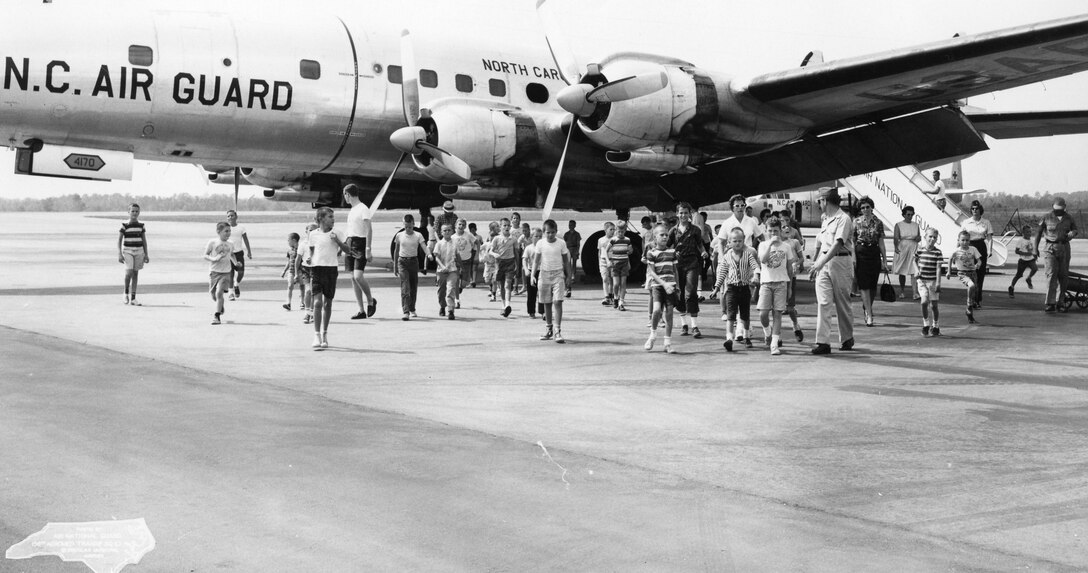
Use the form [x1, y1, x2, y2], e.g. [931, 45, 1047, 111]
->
[262, 186, 339, 205]
[206, 170, 249, 186]
[579, 55, 810, 157]
[412, 99, 518, 179]
[241, 167, 309, 188]
[440, 183, 522, 202]
[605, 147, 703, 173]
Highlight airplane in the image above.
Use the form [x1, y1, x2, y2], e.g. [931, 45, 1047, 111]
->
[2, 1, 1088, 272]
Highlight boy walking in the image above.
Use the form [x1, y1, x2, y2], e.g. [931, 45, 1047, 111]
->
[757, 219, 796, 355]
[607, 221, 633, 311]
[392, 213, 431, 320]
[118, 203, 149, 306]
[644, 223, 679, 353]
[915, 228, 943, 336]
[431, 223, 460, 320]
[306, 207, 358, 349]
[203, 222, 236, 325]
[597, 222, 616, 305]
[563, 220, 581, 297]
[712, 228, 759, 351]
[490, 218, 519, 317]
[532, 219, 571, 343]
[281, 232, 300, 310]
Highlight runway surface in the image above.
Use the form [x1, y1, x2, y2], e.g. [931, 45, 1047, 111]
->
[2, 212, 1086, 572]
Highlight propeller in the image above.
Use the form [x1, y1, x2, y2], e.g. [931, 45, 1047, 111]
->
[233, 166, 240, 209]
[373, 29, 472, 213]
[534, 0, 669, 221]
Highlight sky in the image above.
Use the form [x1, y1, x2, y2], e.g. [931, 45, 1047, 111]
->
[2, 0, 1086, 199]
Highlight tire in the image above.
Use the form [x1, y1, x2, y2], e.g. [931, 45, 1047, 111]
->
[578, 229, 644, 284]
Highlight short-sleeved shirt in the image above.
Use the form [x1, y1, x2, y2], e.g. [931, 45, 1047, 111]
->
[490, 234, 519, 260]
[960, 217, 993, 241]
[454, 232, 475, 260]
[667, 224, 704, 267]
[563, 229, 581, 252]
[285, 248, 298, 273]
[395, 231, 426, 259]
[609, 235, 632, 261]
[1015, 237, 1036, 261]
[535, 238, 570, 272]
[120, 221, 146, 249]
[816, 208, 855, 257]
[716, 215, 762, 248]
[758, 240, 795, 283]
[228, 224, 247, 253]
[854, 216, 885, 247]
[346, 202, 372, 239]
[308, 228, 345, 267]
[646, 247, 678, 286]
[950, 246, 982, 272]
[597, 235, 612, 264]
[206, 239, 233, 273]
[1039, 211, 1078, 244]
[717, 246, 758, 286]
[915, 245, 943, 281]
[433, 239, 458, 272]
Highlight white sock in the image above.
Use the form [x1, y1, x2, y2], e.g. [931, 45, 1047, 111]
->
[771, 335, 780, 347]
[690, 316, 699, 328]
[664, 336, 672, 345]
[648, 330, 657, 340]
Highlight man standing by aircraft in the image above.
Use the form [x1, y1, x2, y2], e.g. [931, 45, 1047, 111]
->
[808, 188, 855, 355]
[343, 184, 376, 320]
[1034, 196, 1079, 312]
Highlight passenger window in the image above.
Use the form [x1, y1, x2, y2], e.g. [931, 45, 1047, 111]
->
[299, 60, 321, 80]
[388, 65, 402, 84]
[128, 45, 153, 67]
[420, 69, 438, 88]
[526, 82, 549, 104]
[455, 74, 473, 93]
[489, 78, 507, 97]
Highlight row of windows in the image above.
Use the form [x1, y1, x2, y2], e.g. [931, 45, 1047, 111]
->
[127, 45, 551, 103]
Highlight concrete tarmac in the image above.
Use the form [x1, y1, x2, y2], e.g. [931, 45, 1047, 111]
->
[2, 212, 1087, 572]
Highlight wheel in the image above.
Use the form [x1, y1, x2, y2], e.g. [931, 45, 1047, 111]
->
[1076, 293, 1088, 309]
[1060, 296, 1075, 311]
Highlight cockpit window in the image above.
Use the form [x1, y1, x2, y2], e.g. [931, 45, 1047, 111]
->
[128, 45, 153, 67]
[300, 60, 321, 80]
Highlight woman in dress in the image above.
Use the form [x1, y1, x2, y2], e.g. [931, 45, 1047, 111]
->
[853, 196, 886, 326]
[891, 206, 922, 299]
[960, 200, 994, 309]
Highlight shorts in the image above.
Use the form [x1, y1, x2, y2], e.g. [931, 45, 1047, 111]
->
[496, 257, 517, 283]
[311, 266, 338, 299]
[1015, 258, 1038, 276]
[956, 270, 977, 290]
[209, 271, 231, 295]
[484, 261, 497, 283]
[344, 237, 368, 272]
[122, 248, 145, 271]
[916, 278, 940, 303]
[231, 252, 245, 271]
[610, 259, 630, 277]
[599, 261, 611, 280]
[298, 265, 312, 284]
[724, 284, 751, 322]
[757, 281, 787, 312]
[538, 270, 565, 304]
[650, 285, 680, 308]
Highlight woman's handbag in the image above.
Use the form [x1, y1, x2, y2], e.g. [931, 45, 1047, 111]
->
[880, 272, 897, 303]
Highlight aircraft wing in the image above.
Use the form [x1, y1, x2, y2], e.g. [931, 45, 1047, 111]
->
[744, 14, 1088, 132]
[965, 110, 1088, 139]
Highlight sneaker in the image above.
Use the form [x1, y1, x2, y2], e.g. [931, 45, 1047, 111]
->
[664, 342, 674, 353]
[439, 308, 446, 317]
[303, 314, 313, 324]
[744, 337, 753, 349]
[692, 327, 702, 339]
[771, 345, 781, 356]
[898, 291, 906, 299]
[351, 311, 367, 320]
[283, 304, 292, 311]
[502, 306, 512, 317]
[1044, 304, 1056, 312]
[811, 343, 831, 355]
[794, 329, 804, 343]
[931, 327, 941, 337]
[618, 302, 627, 311]
[613, 299, 619, 309]
[402, 313, 410, 321]
[410, 311, 418, 318]
[312, 333, 322, 349]
[840, 338, 855, 351]
[721, 313, 728, 321]
[681, 325, 690, 336]
[764, 335, 771, 348]
[529, 313, 536, 319]
[554, 331, 565, 343]
[367, 298, 377, 317]
[489, 293, 497, 302]
[542, 328, 554, 341]
[735, 333, 745, 342]
[470, 282, 477, 288]
[600, 297, 611, 305]
[320, 333, 328, 349]
[966, 309, 976, 323]
[123, 295, 130, 305]
[455, 301, 461, 309]
[565, 289, 572, 298]
[211, 313, 221, 325]
[723, 340, 733, 352]
[228, 293, 236, 301]
[922, 325, 931, 337]
[234, 286, 241, 298]
[644, 335, 654, 351]
[130, 298, 141, 307]
[1026, 277, 1033, 289]
[1008, 286, 1014, 298]
[448, 312, 455, 320]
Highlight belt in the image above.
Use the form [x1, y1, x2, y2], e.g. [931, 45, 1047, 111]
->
[1046, 240, 1069, 245]
[825, 252, 850, 257]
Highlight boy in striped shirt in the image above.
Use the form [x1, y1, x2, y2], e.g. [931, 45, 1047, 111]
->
[914, 228, 944, 336]
[711, 228, 760, 352]
[118, 203, 150, 305]
[644, 224, 679, 353]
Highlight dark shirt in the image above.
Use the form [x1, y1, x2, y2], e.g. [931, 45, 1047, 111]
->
[667, 224, 704, 267]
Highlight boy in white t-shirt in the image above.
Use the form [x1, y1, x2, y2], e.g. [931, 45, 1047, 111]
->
[756, 219, 796, 355]
[305, 207, 358, 350]
[1008, 224, 1038, 297]
[203, 222, 237, 325]
[597, 222, 616, 305]
[532, 219, 571, 343]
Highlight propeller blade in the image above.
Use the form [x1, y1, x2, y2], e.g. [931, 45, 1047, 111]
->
[371, 153, 407, 213]
[586, 71, 669, 103]
[233, 166, 240, 208]
[541, 121, 573, 221]
[390, 125, 428, 154]
[416, 142, 473, 182]
[400, 29, 420, 124]
[534, 0, 581, 85]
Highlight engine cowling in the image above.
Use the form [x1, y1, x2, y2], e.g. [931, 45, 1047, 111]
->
[409, 100, 518, 181]
[262, 186, 339, 205]
[241, 168, 309, 188]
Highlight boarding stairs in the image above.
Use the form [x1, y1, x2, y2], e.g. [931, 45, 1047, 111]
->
[840, 166, 1008, 267]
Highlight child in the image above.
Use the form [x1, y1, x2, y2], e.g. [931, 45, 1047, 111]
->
[607, 221, 633, 310]
[467, 222, 482, 287]
[1008, 224, 1038, 297]
[454, 219, 475, 303]
[947, 230, 982, 324]
[597, 222, 616, 305]
[431, 223, 460, 320]
[392, 213, 431, 320]
[782, 218, 806, 342]
[281, 232, 300, 310]
[306, 207, 358, 349]
[203, 222, 236, 325]
[914, 228, 943, 336]
[644, 223, 679, 353]
[225, 209, 252, 300]
[757, 219, 796, 355]
[563, 220, 581, 297]
[118, 203, 149, 306]
[297, 223, 317, 324]
[532, 219, 571, 343]
[490, 218, 519, 317]
[522, 228, 544, 318]
[515, 222, 531, 294]
[711, 228, 759, 351]
[483, 221, 499, 301]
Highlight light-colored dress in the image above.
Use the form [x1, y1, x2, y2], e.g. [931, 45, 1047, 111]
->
[891, 220, 920, 275]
